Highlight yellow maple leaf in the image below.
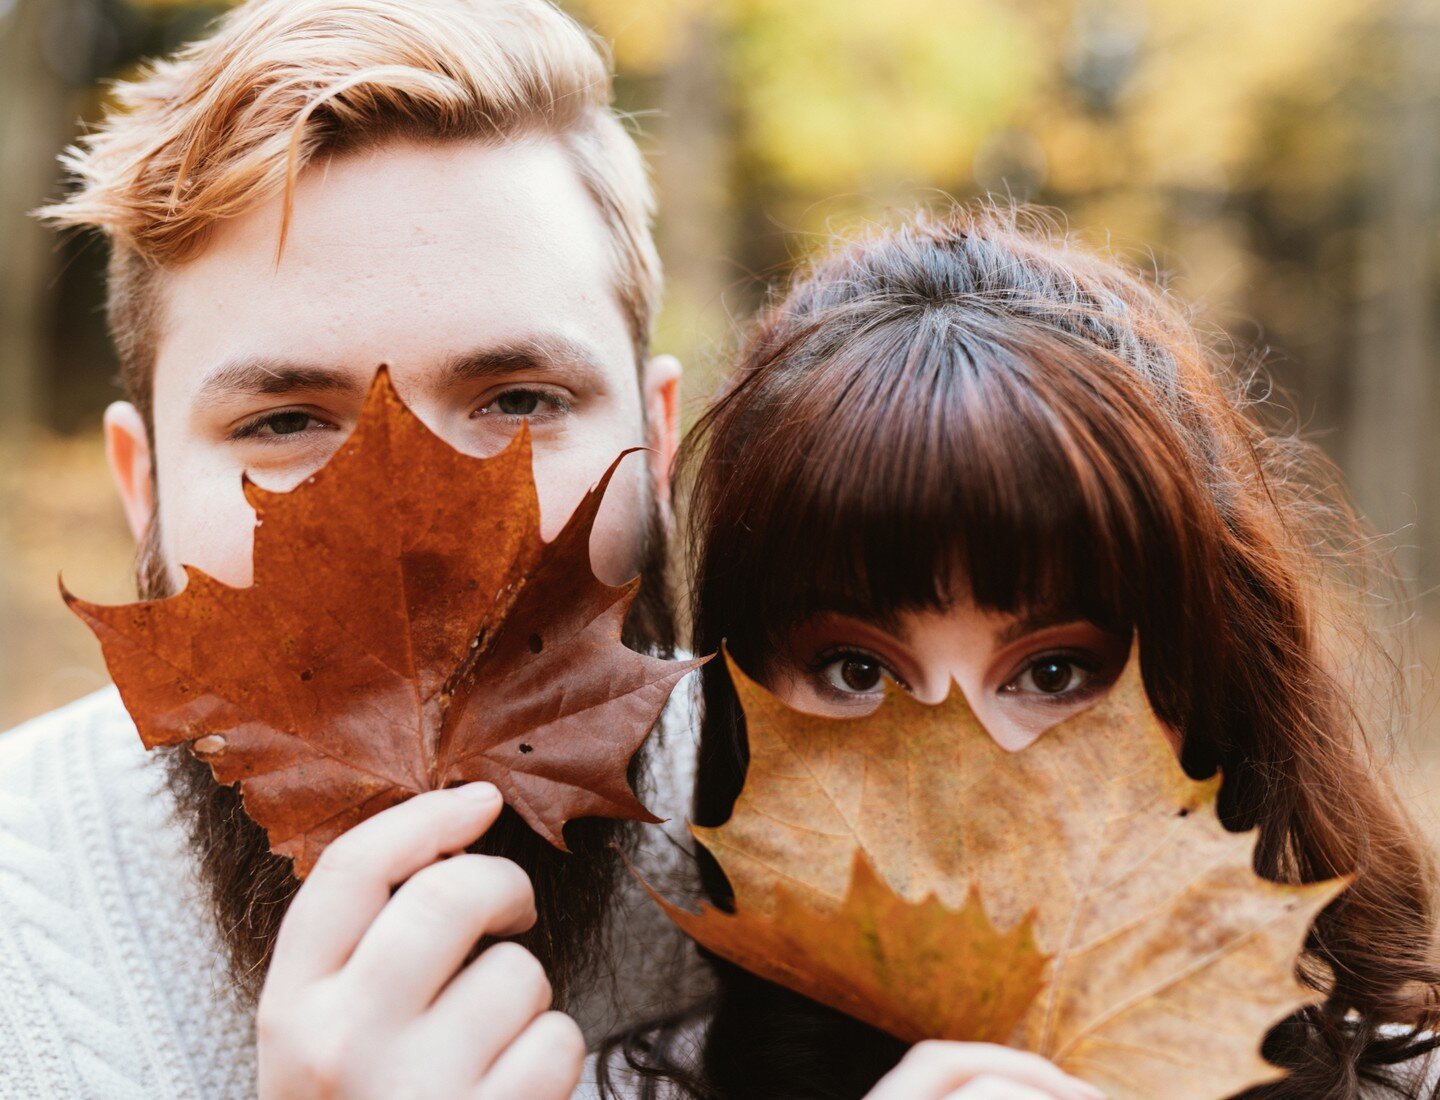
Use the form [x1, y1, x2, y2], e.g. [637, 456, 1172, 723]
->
[647, 851, 1048, 1045]
[657, 650, 1345, 1100]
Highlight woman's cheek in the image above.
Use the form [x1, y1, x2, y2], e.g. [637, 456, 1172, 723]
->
[758, 664, 865, 718]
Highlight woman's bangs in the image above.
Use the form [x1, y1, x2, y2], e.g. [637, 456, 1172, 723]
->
[754, 317, 1170, 638]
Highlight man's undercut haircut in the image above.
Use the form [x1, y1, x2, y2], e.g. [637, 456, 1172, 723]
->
[40, 0, 663, 426]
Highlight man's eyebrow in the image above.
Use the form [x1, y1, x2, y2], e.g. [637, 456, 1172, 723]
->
[439, 335, 609, 388]
[195, 358, 365, 402]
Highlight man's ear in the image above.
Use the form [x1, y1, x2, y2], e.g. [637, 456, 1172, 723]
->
[642, 353, 682, 505]
[104, 401, 154, 543]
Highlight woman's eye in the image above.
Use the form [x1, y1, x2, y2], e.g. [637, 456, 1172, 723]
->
[233, 411, 332, 440]
[1009, 655, 1091, 697]
[473, 389, 568, 420]
[820, 654, 886, 694]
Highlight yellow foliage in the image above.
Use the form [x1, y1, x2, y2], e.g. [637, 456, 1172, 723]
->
[731, 0, 1038, 190]
[566, 0, 717, 72]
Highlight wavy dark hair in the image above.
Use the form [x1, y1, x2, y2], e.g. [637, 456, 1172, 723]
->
[601, 205, 1440, 1099]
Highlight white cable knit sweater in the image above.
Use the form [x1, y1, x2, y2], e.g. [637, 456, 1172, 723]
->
[0, 685, 708, 1100]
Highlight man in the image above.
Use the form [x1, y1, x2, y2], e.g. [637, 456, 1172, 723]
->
[0, 1, 703, 1095]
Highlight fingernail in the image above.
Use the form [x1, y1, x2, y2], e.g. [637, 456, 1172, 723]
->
[456, 782, 499, 802]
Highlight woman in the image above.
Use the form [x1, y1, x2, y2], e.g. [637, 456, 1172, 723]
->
[601, 206, 1440, 1098]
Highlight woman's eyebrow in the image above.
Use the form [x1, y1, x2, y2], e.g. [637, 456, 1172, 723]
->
[802, 597, 909, 640]
[994, 608, 1084, 647]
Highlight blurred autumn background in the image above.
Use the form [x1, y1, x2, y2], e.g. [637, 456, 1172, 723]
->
[2, 0, 1438, 837]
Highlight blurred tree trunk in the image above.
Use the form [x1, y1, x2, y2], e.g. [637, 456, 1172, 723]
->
[652, 9, 735, 397]
[0, 0, 69, 436]
[1, 0, 69, 724]
[1347, 0, 1440, 598]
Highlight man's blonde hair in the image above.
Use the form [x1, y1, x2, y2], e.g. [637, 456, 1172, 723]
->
[41, 0, 661, 424]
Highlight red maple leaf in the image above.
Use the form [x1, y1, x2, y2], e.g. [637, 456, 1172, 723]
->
[65, 368, 702, 876]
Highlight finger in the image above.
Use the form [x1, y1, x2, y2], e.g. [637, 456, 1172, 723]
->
[267, 783, 503, 995]
[948, 1076, 1064, 1100]
[868, 1043, 1103, 1100]
[403, 941, 554, 1082]
[471, 1011, 585, 1100]
[341, 853, 537, 1017]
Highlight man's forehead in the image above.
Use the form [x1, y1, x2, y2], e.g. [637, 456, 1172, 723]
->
[154, 137, 637, 402]
[286, 137, 606, 249]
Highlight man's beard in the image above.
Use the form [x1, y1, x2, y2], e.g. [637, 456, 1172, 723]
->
[136, 495, 676, 1009]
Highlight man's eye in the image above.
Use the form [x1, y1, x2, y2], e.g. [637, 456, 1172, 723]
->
[473, 389, 569, 420]
[232, 411, 333, 440]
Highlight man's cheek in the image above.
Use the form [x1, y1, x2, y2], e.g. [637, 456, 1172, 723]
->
[589, 459, 651, 587]
[529, 444, 647, 586]
[162, 483, 259, 589]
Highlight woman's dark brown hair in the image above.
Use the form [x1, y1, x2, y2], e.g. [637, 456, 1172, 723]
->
[603, 205, 1440, 1099]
